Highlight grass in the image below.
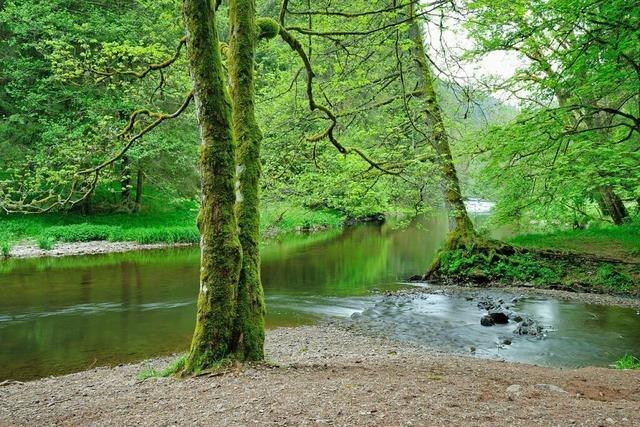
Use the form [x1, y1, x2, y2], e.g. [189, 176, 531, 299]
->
[137, 355, 187, 380]
[0, 197, 345, 249]
[1, 241, 11, 258]
[510, 221, 640, 260]
[614, 353, 640, 370]
[37, 236, 55, 250]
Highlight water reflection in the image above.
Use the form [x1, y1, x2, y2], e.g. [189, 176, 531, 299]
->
[0, 216, 447, 380]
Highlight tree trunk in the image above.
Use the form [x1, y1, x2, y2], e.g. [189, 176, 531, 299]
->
[599, 186, 628, 225]
[408, 5, 475, 246]
[134, 166, 144, 212]
[121, 156, 131, 205]
[182, 0, 243, 373]
[80, 189, 94, 215]
[228, 0, 266, 361]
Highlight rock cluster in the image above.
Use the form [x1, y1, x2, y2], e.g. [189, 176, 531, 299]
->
[476, 296, 545, 338]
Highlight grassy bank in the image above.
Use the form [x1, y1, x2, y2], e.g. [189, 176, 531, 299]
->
[430, 222, 640, 296]
[510, 222, 640, 261]
[0, 199, 345, 255]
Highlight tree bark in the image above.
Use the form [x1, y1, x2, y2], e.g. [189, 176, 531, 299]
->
[408, 5, 475, 245]
[228, 0, 266, 361]
[599, 185, 628, 225]
[182, 0, 244, 373]
[134, 166, 144, 212]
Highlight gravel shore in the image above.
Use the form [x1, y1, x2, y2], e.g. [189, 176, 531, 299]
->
[403, 283, 640, 309]
[6, 241, 193, 259]
[1, 326, 638, 426]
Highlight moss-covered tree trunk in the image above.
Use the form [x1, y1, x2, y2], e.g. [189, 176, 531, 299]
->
[182, 0, 244, 373]
[408, 6, 475, 247]
[228, 0, 266, 361]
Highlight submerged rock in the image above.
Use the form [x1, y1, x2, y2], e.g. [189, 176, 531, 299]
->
[514, 318, 544, 336]
[509, 313, 524, 323]
[480, 315, 495, 327]
[477, 298, 496, 311]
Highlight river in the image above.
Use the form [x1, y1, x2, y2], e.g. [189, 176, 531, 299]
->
[1, 216, 639, 380]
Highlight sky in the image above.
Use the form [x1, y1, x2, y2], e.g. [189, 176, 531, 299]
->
[424, 17, 526, 104]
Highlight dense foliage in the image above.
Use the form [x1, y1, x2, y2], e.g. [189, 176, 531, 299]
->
[461, 0, 640, 228]
[0, 0, 638, 232]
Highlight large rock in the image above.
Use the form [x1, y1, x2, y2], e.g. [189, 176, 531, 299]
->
[488, 311, 509, 324]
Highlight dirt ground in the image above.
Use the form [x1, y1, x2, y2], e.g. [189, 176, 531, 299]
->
[1, 326, 639, 426]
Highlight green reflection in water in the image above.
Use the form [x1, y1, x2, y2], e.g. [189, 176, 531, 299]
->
[0, 216, 448, 380]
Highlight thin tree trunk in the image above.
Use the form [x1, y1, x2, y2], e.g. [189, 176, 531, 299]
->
[80, 189, 93, 215]
[134, 166, 144, 212]
[228, 0, 266, 361]
[408, 5, 475, 246]
[182, 0, 243, 373]
[121, 156, 131, 205]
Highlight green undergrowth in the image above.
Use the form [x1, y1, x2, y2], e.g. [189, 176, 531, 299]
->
[261, 205, 345, 236]
[137, 355, 187, 380]
[0, 199, 345, 252]
[510, 221, 640, 260]
[614, 353, 640, 370]
[434, 243, 639, 295]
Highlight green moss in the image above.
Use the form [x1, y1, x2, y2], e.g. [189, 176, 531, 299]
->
[229, 0, 266, 362]
[182, 0, 244, 373]
[256, 17, 279, 40]
[433, 244, 638, 294]
[137, 354, 187, 380]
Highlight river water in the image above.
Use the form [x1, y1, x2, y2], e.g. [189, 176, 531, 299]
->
[1, 216, 639, 380]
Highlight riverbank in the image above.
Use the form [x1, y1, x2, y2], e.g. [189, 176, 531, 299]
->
[0, 203, 345, 259]
[1, 325, 638, 426]
[420, 223, 640, 297]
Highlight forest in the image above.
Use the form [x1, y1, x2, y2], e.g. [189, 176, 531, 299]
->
[1, 0, 639, 425]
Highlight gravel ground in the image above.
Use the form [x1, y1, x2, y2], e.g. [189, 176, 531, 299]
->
[7, 241, 193, 259]
[1, 326, 639, 426]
